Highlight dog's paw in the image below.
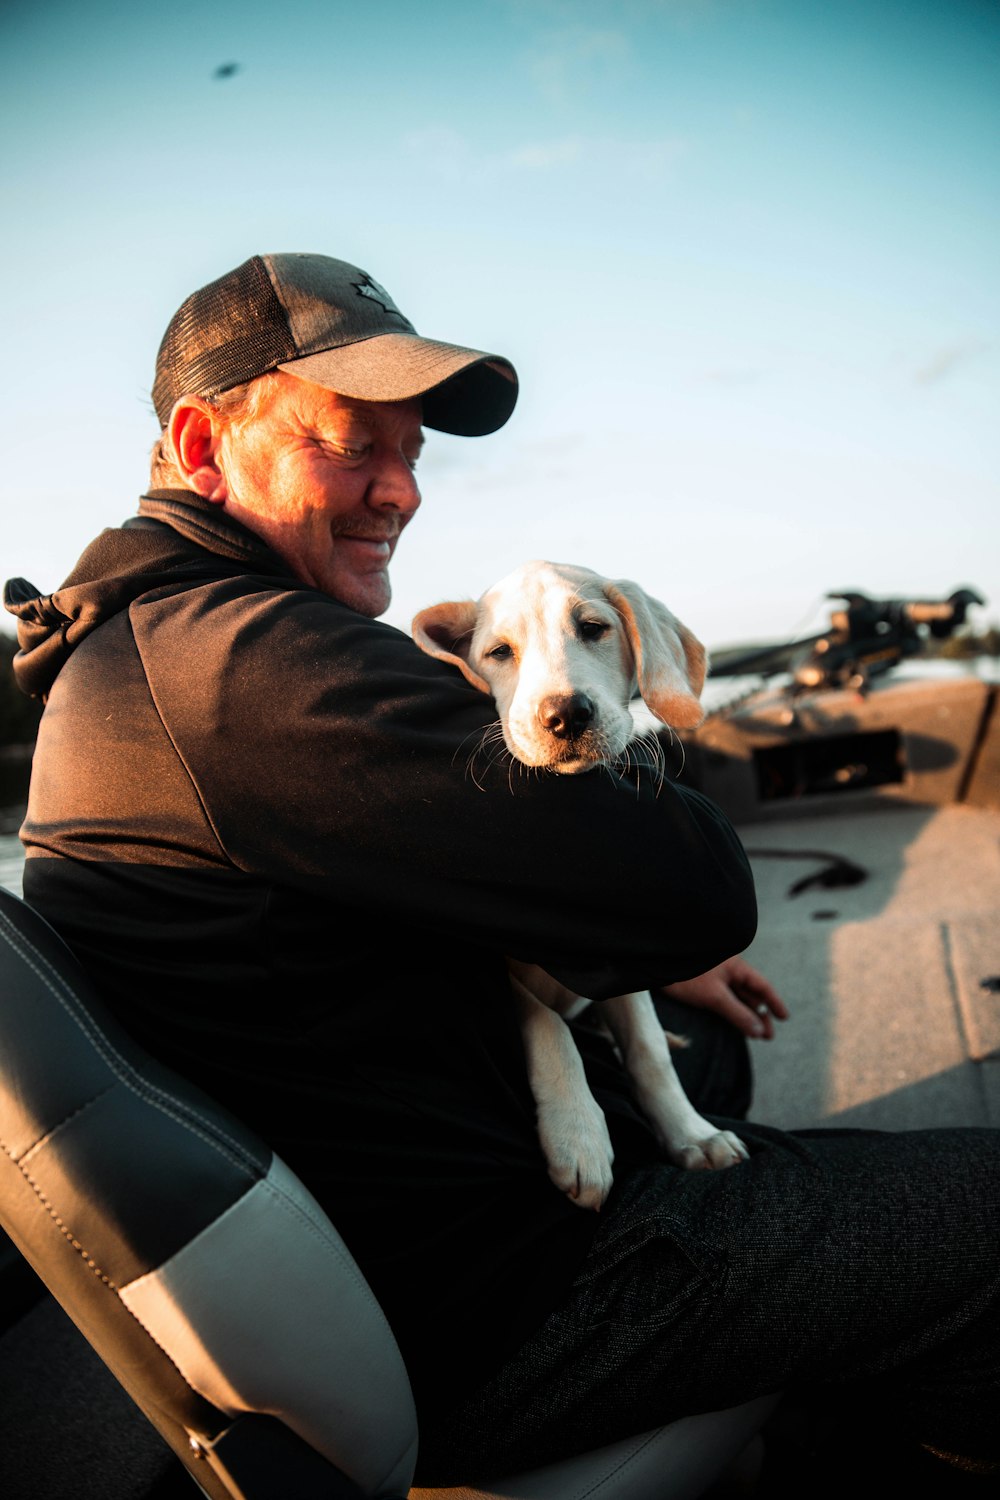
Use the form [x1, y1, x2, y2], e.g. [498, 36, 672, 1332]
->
[666, 1124, 748, 1172]
[638, 1085, 749, 1172]
[548, 1153, 616, 1212]
[537, 1104, 615, 1211]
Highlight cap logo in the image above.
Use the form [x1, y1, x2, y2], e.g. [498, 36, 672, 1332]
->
[355, 275, 398, 315]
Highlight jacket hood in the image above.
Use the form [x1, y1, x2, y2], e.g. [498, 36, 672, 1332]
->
[3, 491, 290, 701]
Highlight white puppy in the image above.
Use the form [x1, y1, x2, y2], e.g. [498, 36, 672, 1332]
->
[413, 561, 748, 1209]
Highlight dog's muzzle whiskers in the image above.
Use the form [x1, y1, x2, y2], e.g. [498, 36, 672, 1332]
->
[659, 725, 686, 781]
[463, 721, 514, 791]
[616, 730, 668, 795]
[453, 725, 490, 777]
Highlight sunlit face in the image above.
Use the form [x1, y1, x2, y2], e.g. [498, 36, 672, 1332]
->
[215, 372, 423, 617]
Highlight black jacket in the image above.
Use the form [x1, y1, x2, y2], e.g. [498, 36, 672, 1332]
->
[4, 490, 756, 1418]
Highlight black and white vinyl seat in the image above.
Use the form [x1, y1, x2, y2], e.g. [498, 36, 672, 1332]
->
[0, 884, 777, 1499]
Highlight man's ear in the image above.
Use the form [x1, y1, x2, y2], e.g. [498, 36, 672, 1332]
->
[167, 398, 228, 501]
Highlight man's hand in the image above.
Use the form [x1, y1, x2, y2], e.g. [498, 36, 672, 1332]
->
[656, 957, 788, 1040]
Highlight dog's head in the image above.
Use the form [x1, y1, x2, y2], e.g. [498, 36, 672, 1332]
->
[412, 560, 706, 774]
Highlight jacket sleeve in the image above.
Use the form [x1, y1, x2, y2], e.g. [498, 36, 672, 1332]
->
[134, 581, 757, 997]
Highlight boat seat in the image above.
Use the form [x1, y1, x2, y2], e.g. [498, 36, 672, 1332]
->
[0, 884, 777, 1499]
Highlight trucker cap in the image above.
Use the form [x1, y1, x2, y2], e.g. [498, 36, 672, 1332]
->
[152, 253, 518, 437]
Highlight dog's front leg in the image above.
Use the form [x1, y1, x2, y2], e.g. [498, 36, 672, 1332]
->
[509, 969, 615, 1211]
[600, 993, 748, 1170]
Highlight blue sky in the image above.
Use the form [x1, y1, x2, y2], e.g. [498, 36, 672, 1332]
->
[2, 0, 997, 654]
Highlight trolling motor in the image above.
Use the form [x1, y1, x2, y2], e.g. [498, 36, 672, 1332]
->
[688, 586, 993, 830]
[790, 587, 985, 693]
[707, 587, 985, 695]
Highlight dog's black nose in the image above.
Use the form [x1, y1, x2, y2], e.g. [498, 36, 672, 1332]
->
[539, 693, 595, 739]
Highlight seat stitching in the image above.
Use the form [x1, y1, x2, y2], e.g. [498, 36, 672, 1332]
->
[0, 1133, 120, 1290]
[568, 1426, 670, 1500]
[17, 1083, 116, 1166]
[1, 1129, 235, 1416]
[258, 1177, 396, 1328]
[0, 908, 258, 1174]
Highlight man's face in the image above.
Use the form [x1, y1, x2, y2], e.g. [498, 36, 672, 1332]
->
[216, 373, 423, 617]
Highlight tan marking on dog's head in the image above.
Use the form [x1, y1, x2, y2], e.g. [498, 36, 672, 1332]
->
[600, 578, 706, 729]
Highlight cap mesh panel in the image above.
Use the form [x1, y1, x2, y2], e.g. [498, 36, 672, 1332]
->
[152, 257, 298, 425]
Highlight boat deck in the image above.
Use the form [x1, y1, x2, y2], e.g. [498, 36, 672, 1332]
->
[739, 800, 1000, 1133]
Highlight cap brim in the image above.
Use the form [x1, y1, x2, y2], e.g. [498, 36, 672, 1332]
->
[277, 332, 518, 437]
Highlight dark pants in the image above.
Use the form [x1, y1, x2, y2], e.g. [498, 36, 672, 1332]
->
[417, 1011, 1000, 1485]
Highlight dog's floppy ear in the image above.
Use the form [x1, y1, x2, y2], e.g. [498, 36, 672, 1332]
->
[602, 580, 707, 729]
[411, 600, 491, 694]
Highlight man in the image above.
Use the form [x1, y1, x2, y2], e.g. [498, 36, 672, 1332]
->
[5, 253, 999, 1488]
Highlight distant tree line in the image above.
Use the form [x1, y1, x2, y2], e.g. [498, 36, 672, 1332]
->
[0, 630, 42, 747]
[928, 624, 1000, 659]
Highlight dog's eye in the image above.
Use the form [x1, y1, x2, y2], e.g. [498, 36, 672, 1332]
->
[578, 619, 610, 642]
[485, 642, 514, 662]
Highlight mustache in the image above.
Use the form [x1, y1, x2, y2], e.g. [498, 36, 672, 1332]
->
[332, 519, 403, 543]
